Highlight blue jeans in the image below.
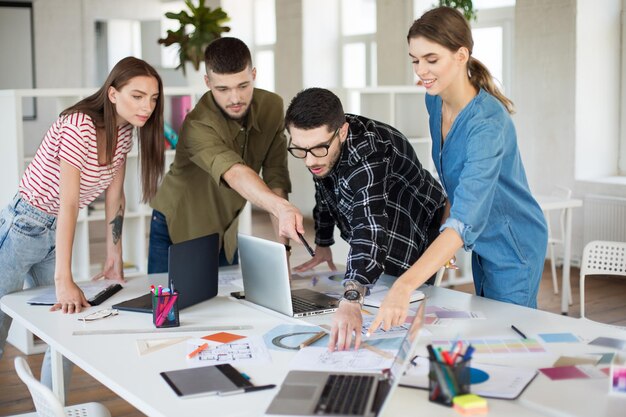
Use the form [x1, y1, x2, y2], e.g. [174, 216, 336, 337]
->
[0, 195, 72, 390]
[147, 210, 237, 273]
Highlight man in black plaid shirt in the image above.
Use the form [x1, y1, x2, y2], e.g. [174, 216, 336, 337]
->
[285, 88, 445, 351]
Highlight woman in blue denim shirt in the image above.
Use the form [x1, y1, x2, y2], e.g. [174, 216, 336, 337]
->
[369, 7, 547, 333]
[0, 57, 165, 389]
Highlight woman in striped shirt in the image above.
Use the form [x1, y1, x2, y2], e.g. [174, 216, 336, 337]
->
[0, 56, 165, 388]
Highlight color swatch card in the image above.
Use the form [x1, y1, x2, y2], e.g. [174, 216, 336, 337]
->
[431, 338, 547, 355]
[553, 354, 603, 367]
[539, 365, 607, 381]
[538, 332, 580, 343]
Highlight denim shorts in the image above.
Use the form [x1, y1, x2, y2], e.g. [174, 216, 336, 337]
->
[0, 194, 57, 358]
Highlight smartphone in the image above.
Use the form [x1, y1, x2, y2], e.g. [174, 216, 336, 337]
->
[230, 291, 245, 300]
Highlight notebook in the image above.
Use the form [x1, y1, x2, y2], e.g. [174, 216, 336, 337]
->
[160, 363, 253, 398]
[27, 280, 122, 306]
[113, 233, 219, 313]
[237, 234, 339, 318]
[266, 301, 426, 416]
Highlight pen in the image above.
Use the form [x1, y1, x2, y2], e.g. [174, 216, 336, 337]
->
[219, 384, 276, 396]
[187, 342, 209, 359]
[299, 330, 327, 349]
[297, 232, 316, 257]
[511, 325, 528, 339]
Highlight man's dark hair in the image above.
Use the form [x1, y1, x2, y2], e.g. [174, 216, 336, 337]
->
[204, 37, 252, 74]
[285, 88, 345, 132]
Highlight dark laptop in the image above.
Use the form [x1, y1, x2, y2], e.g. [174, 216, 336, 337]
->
[113, 233, 219, 313]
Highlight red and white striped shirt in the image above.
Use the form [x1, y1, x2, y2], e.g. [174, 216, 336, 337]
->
[19, 112, 134, 215]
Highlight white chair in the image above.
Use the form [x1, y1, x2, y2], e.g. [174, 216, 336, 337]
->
[13, 356, 111, 417]
[545, 186, 573, 297]
[579, 240, 626, 320]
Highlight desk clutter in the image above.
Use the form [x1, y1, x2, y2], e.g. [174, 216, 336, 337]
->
[151, 285, 179, 328]
[11, 269, 626, 416]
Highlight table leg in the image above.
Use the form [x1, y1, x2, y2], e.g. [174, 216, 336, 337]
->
[50, 347, 65, 405]
[561, 207, 573, 314]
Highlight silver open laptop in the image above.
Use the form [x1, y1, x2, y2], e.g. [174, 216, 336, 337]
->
[238, 234, 339, 317]
[266, 301, 426, 416]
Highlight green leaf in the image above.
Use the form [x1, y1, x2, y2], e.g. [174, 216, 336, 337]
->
[157, 0, 231, 77]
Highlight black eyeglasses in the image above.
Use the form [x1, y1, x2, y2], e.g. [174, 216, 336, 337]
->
[288, 128, 340, 159]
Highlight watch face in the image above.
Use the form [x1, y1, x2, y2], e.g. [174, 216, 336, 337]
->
[343, 289, 361, 301]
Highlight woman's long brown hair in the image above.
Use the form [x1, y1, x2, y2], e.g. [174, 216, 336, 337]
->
[408, 7, 515, 114]
[61, 56, 165, 201]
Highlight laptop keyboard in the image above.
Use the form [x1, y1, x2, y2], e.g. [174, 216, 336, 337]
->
[314, 374, 375, 415]
[291, 296, 322, 313]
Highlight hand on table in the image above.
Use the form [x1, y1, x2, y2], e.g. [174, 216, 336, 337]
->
[328, 301, 363, 351]
[366, 281, 413, 335]
[51, 280, 90, 313]
[293, 246, 337, 272]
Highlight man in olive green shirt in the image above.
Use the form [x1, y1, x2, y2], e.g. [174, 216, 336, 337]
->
[148, 37, 304, 272]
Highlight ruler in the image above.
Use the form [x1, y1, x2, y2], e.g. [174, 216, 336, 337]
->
[73, 325, 252, 336]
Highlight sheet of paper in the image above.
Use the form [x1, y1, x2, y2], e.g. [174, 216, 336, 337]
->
[362, 286, 425, 308]
[263, 324, 327, 350]
[27, 280, 118, 305]
[538, 332, 580, 343]
[361, 314, 414, 339]
[218, 269, 243, 288]
[422, 306, 485, 325]
[290, 346, 395, 372]
[539, 365, 607, 380]
[186, 336, 271, 366]
[431, 337, 547, 355]
[401, 359, 538, 400]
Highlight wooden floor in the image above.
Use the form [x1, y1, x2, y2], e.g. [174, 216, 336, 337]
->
[1, 211, 625, 416]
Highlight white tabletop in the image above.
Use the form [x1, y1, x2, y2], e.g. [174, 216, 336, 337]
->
[2, 272, 625, 417]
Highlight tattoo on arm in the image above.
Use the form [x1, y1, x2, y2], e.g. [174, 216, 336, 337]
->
[109, 205, 124, 245]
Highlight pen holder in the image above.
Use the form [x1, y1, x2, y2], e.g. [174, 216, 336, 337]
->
[428, 358, 471, 406]
[152, 292, 180, 328]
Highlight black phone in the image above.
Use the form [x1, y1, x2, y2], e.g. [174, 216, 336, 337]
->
[230, 290, 245, 300]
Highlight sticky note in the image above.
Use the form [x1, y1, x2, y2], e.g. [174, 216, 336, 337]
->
[202, 331, 246, 343]
[537, 332, 579, 343]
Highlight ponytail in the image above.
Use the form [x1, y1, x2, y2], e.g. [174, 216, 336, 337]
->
[468, 56, 515, 114]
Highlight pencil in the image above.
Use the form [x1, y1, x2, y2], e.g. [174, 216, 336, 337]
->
[511, 325, 528, 339]
[187, 342, 209, 359]
[299, 330, 326, 349]
[361, 342, 395, 359]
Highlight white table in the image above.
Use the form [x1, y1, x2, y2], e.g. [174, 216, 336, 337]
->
[2, 273, 625, 417]
[535, 195, 584, 315]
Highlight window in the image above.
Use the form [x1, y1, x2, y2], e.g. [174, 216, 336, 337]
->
[340, 0, 377, 87]
[222, 0, 276, 91]
[471, 7, 514, 94]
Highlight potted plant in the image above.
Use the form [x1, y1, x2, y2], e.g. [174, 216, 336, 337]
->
[438, 0, 478, 21]
[158, 0, 231, 76]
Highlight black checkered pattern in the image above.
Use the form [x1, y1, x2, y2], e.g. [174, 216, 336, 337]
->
[313, 114, 446, 285]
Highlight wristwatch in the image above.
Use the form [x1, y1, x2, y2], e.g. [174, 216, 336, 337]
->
[341, 280, 366, 306]
[341, 289, 364, 306]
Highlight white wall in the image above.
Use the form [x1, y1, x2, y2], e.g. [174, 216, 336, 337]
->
[575, 0, 621, 179]
[513, 0, 626, 263]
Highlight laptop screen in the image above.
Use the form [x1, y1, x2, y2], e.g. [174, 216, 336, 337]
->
[388, 301, 426, 383]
